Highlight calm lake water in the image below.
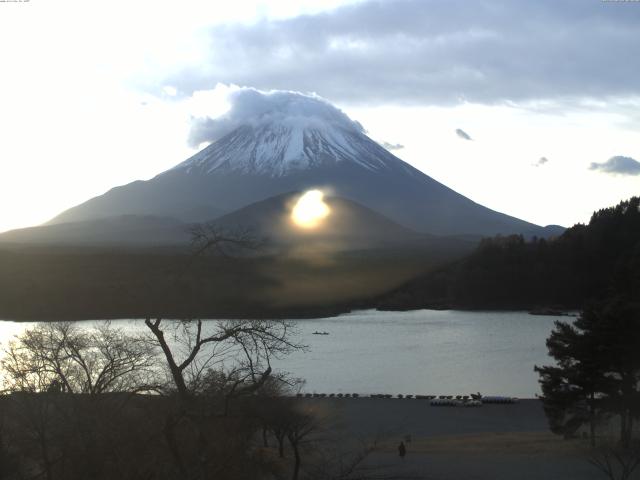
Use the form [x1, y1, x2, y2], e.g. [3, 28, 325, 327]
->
[0, 309, 567, 398]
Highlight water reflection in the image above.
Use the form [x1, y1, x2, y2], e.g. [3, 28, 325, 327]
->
[0, 310, 562, 397]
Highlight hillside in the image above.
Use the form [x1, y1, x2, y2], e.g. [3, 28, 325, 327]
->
[377, 197, 640, 311]
[0, 192, 471, 254]
[0, 215, 190, 247]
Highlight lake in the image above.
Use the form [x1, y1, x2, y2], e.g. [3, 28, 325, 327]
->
[0, 309, 567, 398]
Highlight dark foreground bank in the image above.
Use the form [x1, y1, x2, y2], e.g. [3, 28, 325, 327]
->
[306, 397, 632, 480]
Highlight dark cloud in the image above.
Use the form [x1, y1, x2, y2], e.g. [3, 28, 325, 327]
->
[380, 141, 404, 151]
[534, 157, 549, 167]
[165, 0, 640, 106]
[455, 129, 472, 141]
[187, 88, 364, 147]
[589, 156, 640, 176]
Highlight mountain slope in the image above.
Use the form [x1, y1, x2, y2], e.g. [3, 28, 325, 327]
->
[1, 192, 473, 258]
[49, 90, 547, 237]
[0, 215, 190, 246]
[214, 192, 420, 240]
[211, 191, 460, 248]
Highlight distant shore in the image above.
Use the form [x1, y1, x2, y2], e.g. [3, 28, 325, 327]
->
[0, 306, 579, 323]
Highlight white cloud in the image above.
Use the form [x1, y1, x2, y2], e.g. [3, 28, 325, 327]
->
[589, 156, 640, 176]
[533, 157, 549, 167]
[456, 128, 473, 141]
[187, 87, 363, 147]
[380, 141, 405, 151]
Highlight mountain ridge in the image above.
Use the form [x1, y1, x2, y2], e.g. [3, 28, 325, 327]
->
[47, 90, 555, 238]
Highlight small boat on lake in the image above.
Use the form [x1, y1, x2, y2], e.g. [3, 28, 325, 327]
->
[312, 331, 330, 335]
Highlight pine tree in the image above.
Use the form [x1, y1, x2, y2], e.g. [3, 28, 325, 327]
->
[536, 297, 640, 447]
[535, 319, 611, 446]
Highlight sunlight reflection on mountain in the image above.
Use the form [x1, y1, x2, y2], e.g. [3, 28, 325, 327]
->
[291, 190, 331, 229]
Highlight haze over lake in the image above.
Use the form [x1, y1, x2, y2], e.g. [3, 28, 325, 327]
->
[0, 310, 564, 398]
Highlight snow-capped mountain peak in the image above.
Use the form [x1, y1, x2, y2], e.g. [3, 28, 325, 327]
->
[171, 90, 395, 177]
[47, 87, 543, 238]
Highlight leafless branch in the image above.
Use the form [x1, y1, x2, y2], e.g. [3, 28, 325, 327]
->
[189, 223, 264, 258]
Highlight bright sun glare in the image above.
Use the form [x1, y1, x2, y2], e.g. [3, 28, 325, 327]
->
[291, 190, 331, 229]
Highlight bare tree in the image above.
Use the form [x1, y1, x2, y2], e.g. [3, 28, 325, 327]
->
[136, 317, 304, 480]
[144, 317, 302, 406]
[256, 391, 300, 459]
[2, 322, 159, 395]
[188, 223, 263, 258]
[285, 405, 324, 480]
[589, 442, 640, 480]
[0, 322, 161, 480]
[135, 224, 307, 479]
[145, 221, 301, 399]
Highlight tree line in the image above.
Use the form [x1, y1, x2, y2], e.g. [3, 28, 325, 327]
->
[378, 196, 640, 311]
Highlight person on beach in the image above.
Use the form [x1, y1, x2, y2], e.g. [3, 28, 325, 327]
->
[398, 441, 406, 460]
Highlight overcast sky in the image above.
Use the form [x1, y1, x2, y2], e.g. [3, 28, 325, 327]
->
[0, 0, 638, 233]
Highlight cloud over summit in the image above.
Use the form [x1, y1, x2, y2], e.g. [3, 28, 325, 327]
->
[188, 87, 364, 147]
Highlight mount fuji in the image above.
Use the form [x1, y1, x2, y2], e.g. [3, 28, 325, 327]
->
[42, 90, 555, 239]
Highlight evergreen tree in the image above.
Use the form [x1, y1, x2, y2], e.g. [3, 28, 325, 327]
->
[535, 318, 611, 445]
[536, 297, 640, 447]
[582, 299, 640, 448]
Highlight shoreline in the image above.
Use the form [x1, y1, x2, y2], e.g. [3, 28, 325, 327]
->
[304, 398, 550, 438]
[305, 397, 604, 480]
[0, 306, 577, 323]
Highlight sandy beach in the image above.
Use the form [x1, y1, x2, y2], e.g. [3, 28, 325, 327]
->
[301, 398, 632, 480]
